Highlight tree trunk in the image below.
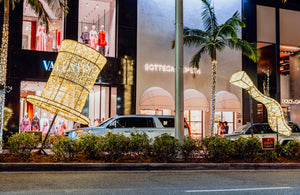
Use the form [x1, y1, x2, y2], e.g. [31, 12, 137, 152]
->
[209, 49, 217, 136]
[0, 0, 9, 150]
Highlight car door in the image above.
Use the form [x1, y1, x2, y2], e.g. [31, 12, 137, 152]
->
[131, 117, 156, 138]
[107, 117, 133, 137]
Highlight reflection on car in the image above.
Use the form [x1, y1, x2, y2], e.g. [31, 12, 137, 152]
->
[65, 115, 191, 139]
[225, 122, 300, 145]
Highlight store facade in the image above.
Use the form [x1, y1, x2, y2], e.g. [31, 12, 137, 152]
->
[136, 0, 244, 137]
[1, 0, 300, 139]
[1, 0, 137, 139]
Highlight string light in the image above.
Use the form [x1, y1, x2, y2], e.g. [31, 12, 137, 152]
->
[27, 40, 107, 124]
[230, 71, 291, 136]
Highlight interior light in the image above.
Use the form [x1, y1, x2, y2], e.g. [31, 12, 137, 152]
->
[229, 71, 291, 136]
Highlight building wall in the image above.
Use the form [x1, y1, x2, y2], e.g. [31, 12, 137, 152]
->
[137, 0, 243, 134]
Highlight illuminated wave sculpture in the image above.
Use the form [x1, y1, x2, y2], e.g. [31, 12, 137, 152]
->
[230, 71, 291, 136]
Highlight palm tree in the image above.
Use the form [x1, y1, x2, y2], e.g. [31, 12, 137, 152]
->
[172, 0, 258, 136]
[0, 0, 68, 147]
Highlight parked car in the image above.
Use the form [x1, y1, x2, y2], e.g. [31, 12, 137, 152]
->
[65, 115, 191, 139]
[225, 122, 300, 145]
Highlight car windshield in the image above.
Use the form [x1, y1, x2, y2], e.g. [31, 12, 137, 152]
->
[98, 118, 113, 127]
[234, 124, 249, 134]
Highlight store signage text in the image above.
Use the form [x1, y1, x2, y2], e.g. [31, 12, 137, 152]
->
[281, 99, 300, 105]
[144, 63, 201, 75]
[43, 60, 98, 74]
[43, 60, 54, 71]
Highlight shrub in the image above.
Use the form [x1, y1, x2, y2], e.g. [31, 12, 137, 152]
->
[7, 133, 40, 160]
[201, 136, 232, 162]
[50, 136, 77, 161]
[181, 136, 198, 161]
[281, 140, 300, 160]
[77, 134, 103, 159]
[231, 137, 261, 162]
[151, 133, 180, 163]
[129, 132, 151, 160]
[102, 132, 130, 162]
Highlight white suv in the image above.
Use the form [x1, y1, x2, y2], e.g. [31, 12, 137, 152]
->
[225, 122, 300, 145]
[66, 115, 191, 139]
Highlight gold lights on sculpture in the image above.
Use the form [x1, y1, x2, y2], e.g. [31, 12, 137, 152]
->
[27, 40, 107, 125]
[230, 71, 291, 136]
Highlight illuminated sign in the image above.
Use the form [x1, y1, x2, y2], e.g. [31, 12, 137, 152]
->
[281, 99, 300, 105]
[262, 137, 275, 150]
[42, 60, 54, 71]
[144, 63, 201, 75]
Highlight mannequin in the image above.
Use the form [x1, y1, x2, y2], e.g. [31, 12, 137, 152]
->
[89, 25, 98, 49]
[98, 25, 107, 55]
[31, 112, 40, 131]
[37, 23, 46, 51]
[21, 112, 31, 133]
[57, 118, 66, 135]
[81, 26, 89, 44]
[40, 113, 49, 136]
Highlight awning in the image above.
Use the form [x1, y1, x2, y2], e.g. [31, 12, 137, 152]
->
[215, 91, 241, 112]
[139, 87, 174, 110]
[184, 89, 209, 111]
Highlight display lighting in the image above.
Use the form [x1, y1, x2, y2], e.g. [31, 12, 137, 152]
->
[229, 71, 291, 136]
[27, 40, 107, 125]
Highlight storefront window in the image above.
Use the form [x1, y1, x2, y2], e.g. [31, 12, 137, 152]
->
[215, 112, 235, 134]
[20, 81, 117, 135]
[184, 110, 203, 139]
[279, 45, 300, 126]
[22, 0, 64, 51]
[78, 0, 116, 57]
[88, 85, 117, 127]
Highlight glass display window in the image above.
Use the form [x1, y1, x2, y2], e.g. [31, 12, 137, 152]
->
[20, 81, 117, 135]
[184, 110, 203, 139]
[88, 85, 117, 127]
[78, 0, 116, 57]
[22, 0, 64, 51]
[215, 112, 235, 135]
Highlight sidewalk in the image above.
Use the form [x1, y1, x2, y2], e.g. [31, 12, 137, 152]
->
[1, 163, 300, 172]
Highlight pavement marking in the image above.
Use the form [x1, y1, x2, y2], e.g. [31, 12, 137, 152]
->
[185, 187, 292, 193]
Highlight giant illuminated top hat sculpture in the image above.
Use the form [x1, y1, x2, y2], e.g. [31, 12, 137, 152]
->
[27, 39, 107, 125]
[230, 71, 291, 136]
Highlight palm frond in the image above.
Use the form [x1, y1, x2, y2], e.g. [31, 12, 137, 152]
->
[26, 0, 51, 31]
[190, 46, 209, 69]
[226, 39, 260, 62]
[201, 0, 218, 33]
[183, 36, 207, 47]
[44, 0, 69, 18]
[184, 27, 207, 36]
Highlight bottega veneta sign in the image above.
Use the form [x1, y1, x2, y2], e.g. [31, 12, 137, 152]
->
[144, 63, 201, 75]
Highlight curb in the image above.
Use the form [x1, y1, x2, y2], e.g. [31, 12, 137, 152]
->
[1, 163, 300, 172]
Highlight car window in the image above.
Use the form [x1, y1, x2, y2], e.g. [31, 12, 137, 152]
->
[290, 124, 300, 133]
[132, 117, 155, 128]
[159, 118, 174, 127]
[109, 118, 133, 128]
[158, 118, 188, 128]
[262, 125, 274, 134]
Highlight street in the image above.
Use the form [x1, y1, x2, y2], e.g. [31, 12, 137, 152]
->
[0, 170, 299, 194]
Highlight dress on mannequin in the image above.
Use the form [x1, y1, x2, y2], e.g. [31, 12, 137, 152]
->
[31, 114, 40, 131]
[98, 25, 107, 55]
[37, 24, 46, 51]
[89, 26, 98, 49]
[40, 115, 49, 135]
[21, 114, 31, 133]
[81, 27, 89, 44]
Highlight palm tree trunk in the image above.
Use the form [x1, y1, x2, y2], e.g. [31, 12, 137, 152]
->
[0, 0, 9, 150]
[210, 49, 217, 136]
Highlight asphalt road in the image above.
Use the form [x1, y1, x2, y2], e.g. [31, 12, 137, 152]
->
[0, 170, 299, 194]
